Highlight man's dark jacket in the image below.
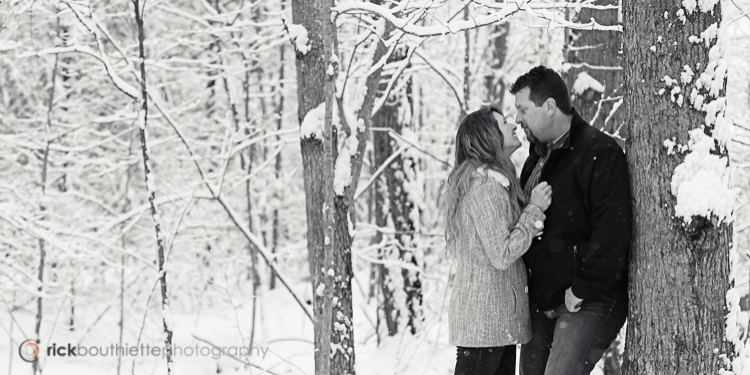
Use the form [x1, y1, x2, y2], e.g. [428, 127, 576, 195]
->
[520, 109, 632, 311]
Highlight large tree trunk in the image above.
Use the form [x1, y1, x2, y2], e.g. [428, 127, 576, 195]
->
[293, 0, 387, 370]
[563, 0, 624, 140]
[622, 1, 739, 374]
[292, 0, 353, 372]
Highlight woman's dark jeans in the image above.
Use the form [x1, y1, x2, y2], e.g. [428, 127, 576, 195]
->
[455, 345, 517, 375]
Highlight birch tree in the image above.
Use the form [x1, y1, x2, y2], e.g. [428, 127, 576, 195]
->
[622, 1, 745, 373]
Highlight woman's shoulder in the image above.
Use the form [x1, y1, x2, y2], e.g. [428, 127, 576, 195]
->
[464, 168, 512, 207]
[470, 167, 510, 189]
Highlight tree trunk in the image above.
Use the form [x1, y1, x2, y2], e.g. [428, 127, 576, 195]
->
[133, 1, 174, 371]
[292, 0, 353, 372]
[563, 0, 624, 143]
[622, 1, 739, 374]
[293, 0, 387, 370]
[372, 43, 424, 335]
[271, 40, 285, 292]
[484, 21, 510, 106]
[371, 130, 398, 336]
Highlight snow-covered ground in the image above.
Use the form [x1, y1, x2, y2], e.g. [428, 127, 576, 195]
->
[0, 277, 456, 375]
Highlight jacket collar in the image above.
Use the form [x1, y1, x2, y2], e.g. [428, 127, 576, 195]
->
[528, 107, 586, 157]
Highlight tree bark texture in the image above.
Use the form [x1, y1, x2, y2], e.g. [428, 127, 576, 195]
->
[372, 44, 423, 335]
[622, 1, 734, 374]
[292, 0, 354, 372]
[371, 130, 399, 336]
[563, 0, 624, 139]
[133, 1, 174, 371]
[484, 21, 510, 107]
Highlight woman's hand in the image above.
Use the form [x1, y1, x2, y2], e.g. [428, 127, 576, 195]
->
[530, 182, 552, 211]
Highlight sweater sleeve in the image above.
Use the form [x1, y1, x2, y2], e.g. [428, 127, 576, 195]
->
[571, 145, 632, 300]
[466, 179, 546, 271]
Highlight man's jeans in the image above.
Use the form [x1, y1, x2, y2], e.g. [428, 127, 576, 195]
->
[520, 293, 627, 375]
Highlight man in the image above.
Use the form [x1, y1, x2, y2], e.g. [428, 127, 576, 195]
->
[511, 66, 631, 375]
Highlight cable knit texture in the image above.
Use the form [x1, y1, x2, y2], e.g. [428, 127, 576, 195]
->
[449, 175, 545, 348]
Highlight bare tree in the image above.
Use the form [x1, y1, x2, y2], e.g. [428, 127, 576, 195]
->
[132, 0, 174, 371]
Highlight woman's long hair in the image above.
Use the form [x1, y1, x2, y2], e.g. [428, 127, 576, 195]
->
[440, 105, 527, 253]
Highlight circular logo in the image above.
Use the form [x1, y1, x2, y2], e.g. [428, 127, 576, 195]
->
[19, 339, 40, 362]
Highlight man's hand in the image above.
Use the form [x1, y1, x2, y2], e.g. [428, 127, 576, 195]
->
[565, 288, 583, 313]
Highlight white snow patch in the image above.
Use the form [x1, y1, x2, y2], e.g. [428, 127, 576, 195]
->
[683, 0, 697, 14]
[572, 71, 605, 95]
[286, 23, 311, 55]
[670, 128, 734, 224]
[664, 138, 678, 155]
[348, 135, 359, 156]
[698, 0, 718, 13]
[670, 86, 682, 102]
[333, 138, 352, 195]
[663, 75, 679, 87]
[300, 101, 339, 140]
[699, 23, 719, 47]
[681, 65, 695, 84]
[677, 9, 687, 24]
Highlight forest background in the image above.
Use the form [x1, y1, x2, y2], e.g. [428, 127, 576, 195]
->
[1, 0, 750, 374]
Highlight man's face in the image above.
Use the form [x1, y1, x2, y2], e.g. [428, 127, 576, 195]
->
[514, 87, 550, 144]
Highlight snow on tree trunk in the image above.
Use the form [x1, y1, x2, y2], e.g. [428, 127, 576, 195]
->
[622, 1, 744, 374]
[563, 0, 624, 143]
[133, 1, 174, 372]
[292, 0, 353, 372]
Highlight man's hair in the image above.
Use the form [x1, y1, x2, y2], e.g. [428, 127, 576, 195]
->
[510, 65, 573, 115]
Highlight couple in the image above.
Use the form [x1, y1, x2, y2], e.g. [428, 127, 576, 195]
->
[443, 66, 632, 375]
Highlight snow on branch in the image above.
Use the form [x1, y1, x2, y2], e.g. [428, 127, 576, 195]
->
[332, 0, 622, 37]
[19, 46, 139, 99]
[573, 71, 605, 95]
[333, 0, 521, 37]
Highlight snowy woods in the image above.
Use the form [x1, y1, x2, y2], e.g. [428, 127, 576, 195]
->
[1, 0, 750, 374]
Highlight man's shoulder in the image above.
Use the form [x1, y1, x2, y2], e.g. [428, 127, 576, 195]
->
[573, 123, 622, 154]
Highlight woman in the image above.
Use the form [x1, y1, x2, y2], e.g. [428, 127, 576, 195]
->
[442, 105, 551, 375]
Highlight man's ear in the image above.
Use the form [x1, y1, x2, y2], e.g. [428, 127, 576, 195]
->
[545, 98, 557, 116]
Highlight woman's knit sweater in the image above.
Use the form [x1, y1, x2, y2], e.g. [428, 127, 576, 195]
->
[449, 172, 545, 347]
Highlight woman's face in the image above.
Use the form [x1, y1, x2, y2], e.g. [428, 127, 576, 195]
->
[493, 112, 522, 157]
